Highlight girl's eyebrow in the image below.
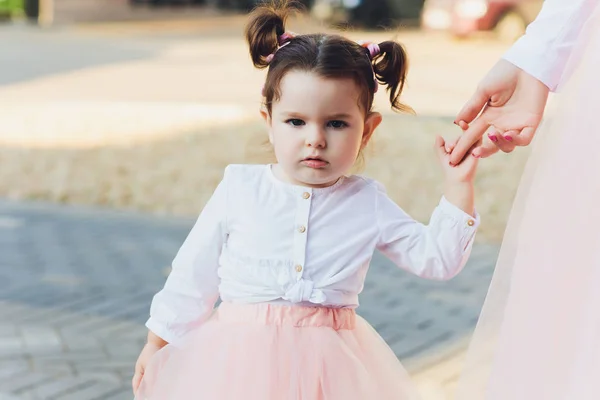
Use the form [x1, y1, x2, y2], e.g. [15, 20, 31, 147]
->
[326, 113, 353, 119]
[279, 112, 353, 119]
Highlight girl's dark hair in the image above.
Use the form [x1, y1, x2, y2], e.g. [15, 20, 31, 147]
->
[245, 1, 411, 116]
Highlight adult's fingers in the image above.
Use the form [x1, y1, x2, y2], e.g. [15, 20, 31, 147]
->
[454, 87, 490, 125]
[499, 129, 520, 142]
[449, 117, 489, 165]
[511, 126, 537, 147]
[457, 120, 469, 131]
[488, 129, 516, 154]
[472, 139, 500, 158]
[490, 110, 540, 140]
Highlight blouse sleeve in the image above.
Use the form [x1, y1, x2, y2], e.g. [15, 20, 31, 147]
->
[145, 166, 230, 344]
[502, 0, 599, 92]
[375, 183, 480, 281]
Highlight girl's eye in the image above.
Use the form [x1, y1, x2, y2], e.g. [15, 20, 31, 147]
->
[328, 120, 348, 129]
[286, 119, 305, 126]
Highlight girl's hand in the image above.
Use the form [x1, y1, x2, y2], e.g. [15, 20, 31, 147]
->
[435, 135, 479, 183]
[132, 342, 162, 395]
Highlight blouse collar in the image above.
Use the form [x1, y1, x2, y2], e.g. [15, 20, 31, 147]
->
[265, 164, 346, 196]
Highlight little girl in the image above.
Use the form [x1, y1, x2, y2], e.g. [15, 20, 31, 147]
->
[132, 2, 480, 399]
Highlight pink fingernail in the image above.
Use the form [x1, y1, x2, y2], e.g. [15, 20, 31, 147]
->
[472, 153, 481, 158]
[504, 135, 513, 141]
[488, 133, 498, 142]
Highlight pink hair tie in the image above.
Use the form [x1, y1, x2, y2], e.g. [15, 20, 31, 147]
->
[358, 40, 380, 93]
[264, 31, 296, 66]
[278, 31, 295, 46]
[366, 43, 380, 58]
[358, 40, 381, 59]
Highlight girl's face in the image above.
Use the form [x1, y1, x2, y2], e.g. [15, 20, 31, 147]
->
[262, 70, 382, 188]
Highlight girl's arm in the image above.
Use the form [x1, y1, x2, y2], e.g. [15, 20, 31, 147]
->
[375, 183, 479, 281]
[146, 330, 168, 349]
[145, 166, 231, 345]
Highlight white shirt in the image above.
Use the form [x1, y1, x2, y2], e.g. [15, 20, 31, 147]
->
[146, 164, 480, 344]
[503, 0, 599, 91]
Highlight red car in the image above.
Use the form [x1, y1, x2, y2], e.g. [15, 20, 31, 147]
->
[421, 0, 544, 41]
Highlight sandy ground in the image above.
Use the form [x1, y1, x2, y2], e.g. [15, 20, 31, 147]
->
[1, 112, 529, 242]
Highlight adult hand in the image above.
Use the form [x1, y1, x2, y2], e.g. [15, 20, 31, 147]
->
[449, 59, 550, 165]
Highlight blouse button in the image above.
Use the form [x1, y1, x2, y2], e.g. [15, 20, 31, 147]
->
[298, 225, 306, 233]
[295, 264, 303, 272]
[467, 219, 475, 227]
[302, 192, 311, 199]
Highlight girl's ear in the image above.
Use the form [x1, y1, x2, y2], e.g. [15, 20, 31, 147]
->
[261, 109, 275, 145]
[361, 112, 382, 148]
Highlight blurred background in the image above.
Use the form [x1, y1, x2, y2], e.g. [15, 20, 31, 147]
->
[0, 0, 541, 399]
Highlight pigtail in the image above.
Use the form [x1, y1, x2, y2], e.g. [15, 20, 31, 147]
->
[245, 1, 295, 69]
[372, 41, 412, 113]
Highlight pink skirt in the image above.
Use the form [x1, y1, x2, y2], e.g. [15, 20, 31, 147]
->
[455, 5, 600, 400]
[135, 302, 421, 399]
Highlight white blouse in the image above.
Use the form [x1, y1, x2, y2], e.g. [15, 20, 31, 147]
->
[146, 164, 480, 344]
[503, 0, 599, 92]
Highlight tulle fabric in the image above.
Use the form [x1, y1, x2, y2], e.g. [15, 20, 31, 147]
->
[135, 302, 421, 399]
[455, 6, 600, 399]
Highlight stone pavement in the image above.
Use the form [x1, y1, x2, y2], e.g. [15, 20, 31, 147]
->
[0, 199, 498, 399]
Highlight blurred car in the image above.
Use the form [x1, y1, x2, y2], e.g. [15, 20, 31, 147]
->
[0, 0, 39, 19]
[311, 0, 424, 29]
[130, 0, 311, 12]
[129, 0, 207, 6]
[421, 0, 543, 41]
[214, 0, 312, 12]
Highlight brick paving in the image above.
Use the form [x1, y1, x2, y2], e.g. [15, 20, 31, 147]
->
[0, 199, 497, 399]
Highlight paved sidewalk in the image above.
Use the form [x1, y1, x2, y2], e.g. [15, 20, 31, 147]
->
[0, 199, 497, 399]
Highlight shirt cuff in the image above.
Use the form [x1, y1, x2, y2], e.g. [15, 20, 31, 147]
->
[503, 38, 560, 92]
[438, 196, 480, 225]
[435, 196, 480, 249]
[145, 317, 179, 345]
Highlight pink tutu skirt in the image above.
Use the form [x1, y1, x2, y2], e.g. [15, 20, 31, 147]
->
[455, 5, 600, 400]
[135, 302, 421, 399]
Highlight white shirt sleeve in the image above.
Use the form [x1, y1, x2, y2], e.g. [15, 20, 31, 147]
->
[503, 0, 599, 91]
[376, 184, 479, 281]
[145, 167, 230, 344]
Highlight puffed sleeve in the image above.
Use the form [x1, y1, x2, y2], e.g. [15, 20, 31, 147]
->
[502, 0, 599, 92]
[145, 166, 231, 344]
[376, 183, 479, 281]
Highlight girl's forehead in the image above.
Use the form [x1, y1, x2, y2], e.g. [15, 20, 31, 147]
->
[275, 71, 363, 110]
